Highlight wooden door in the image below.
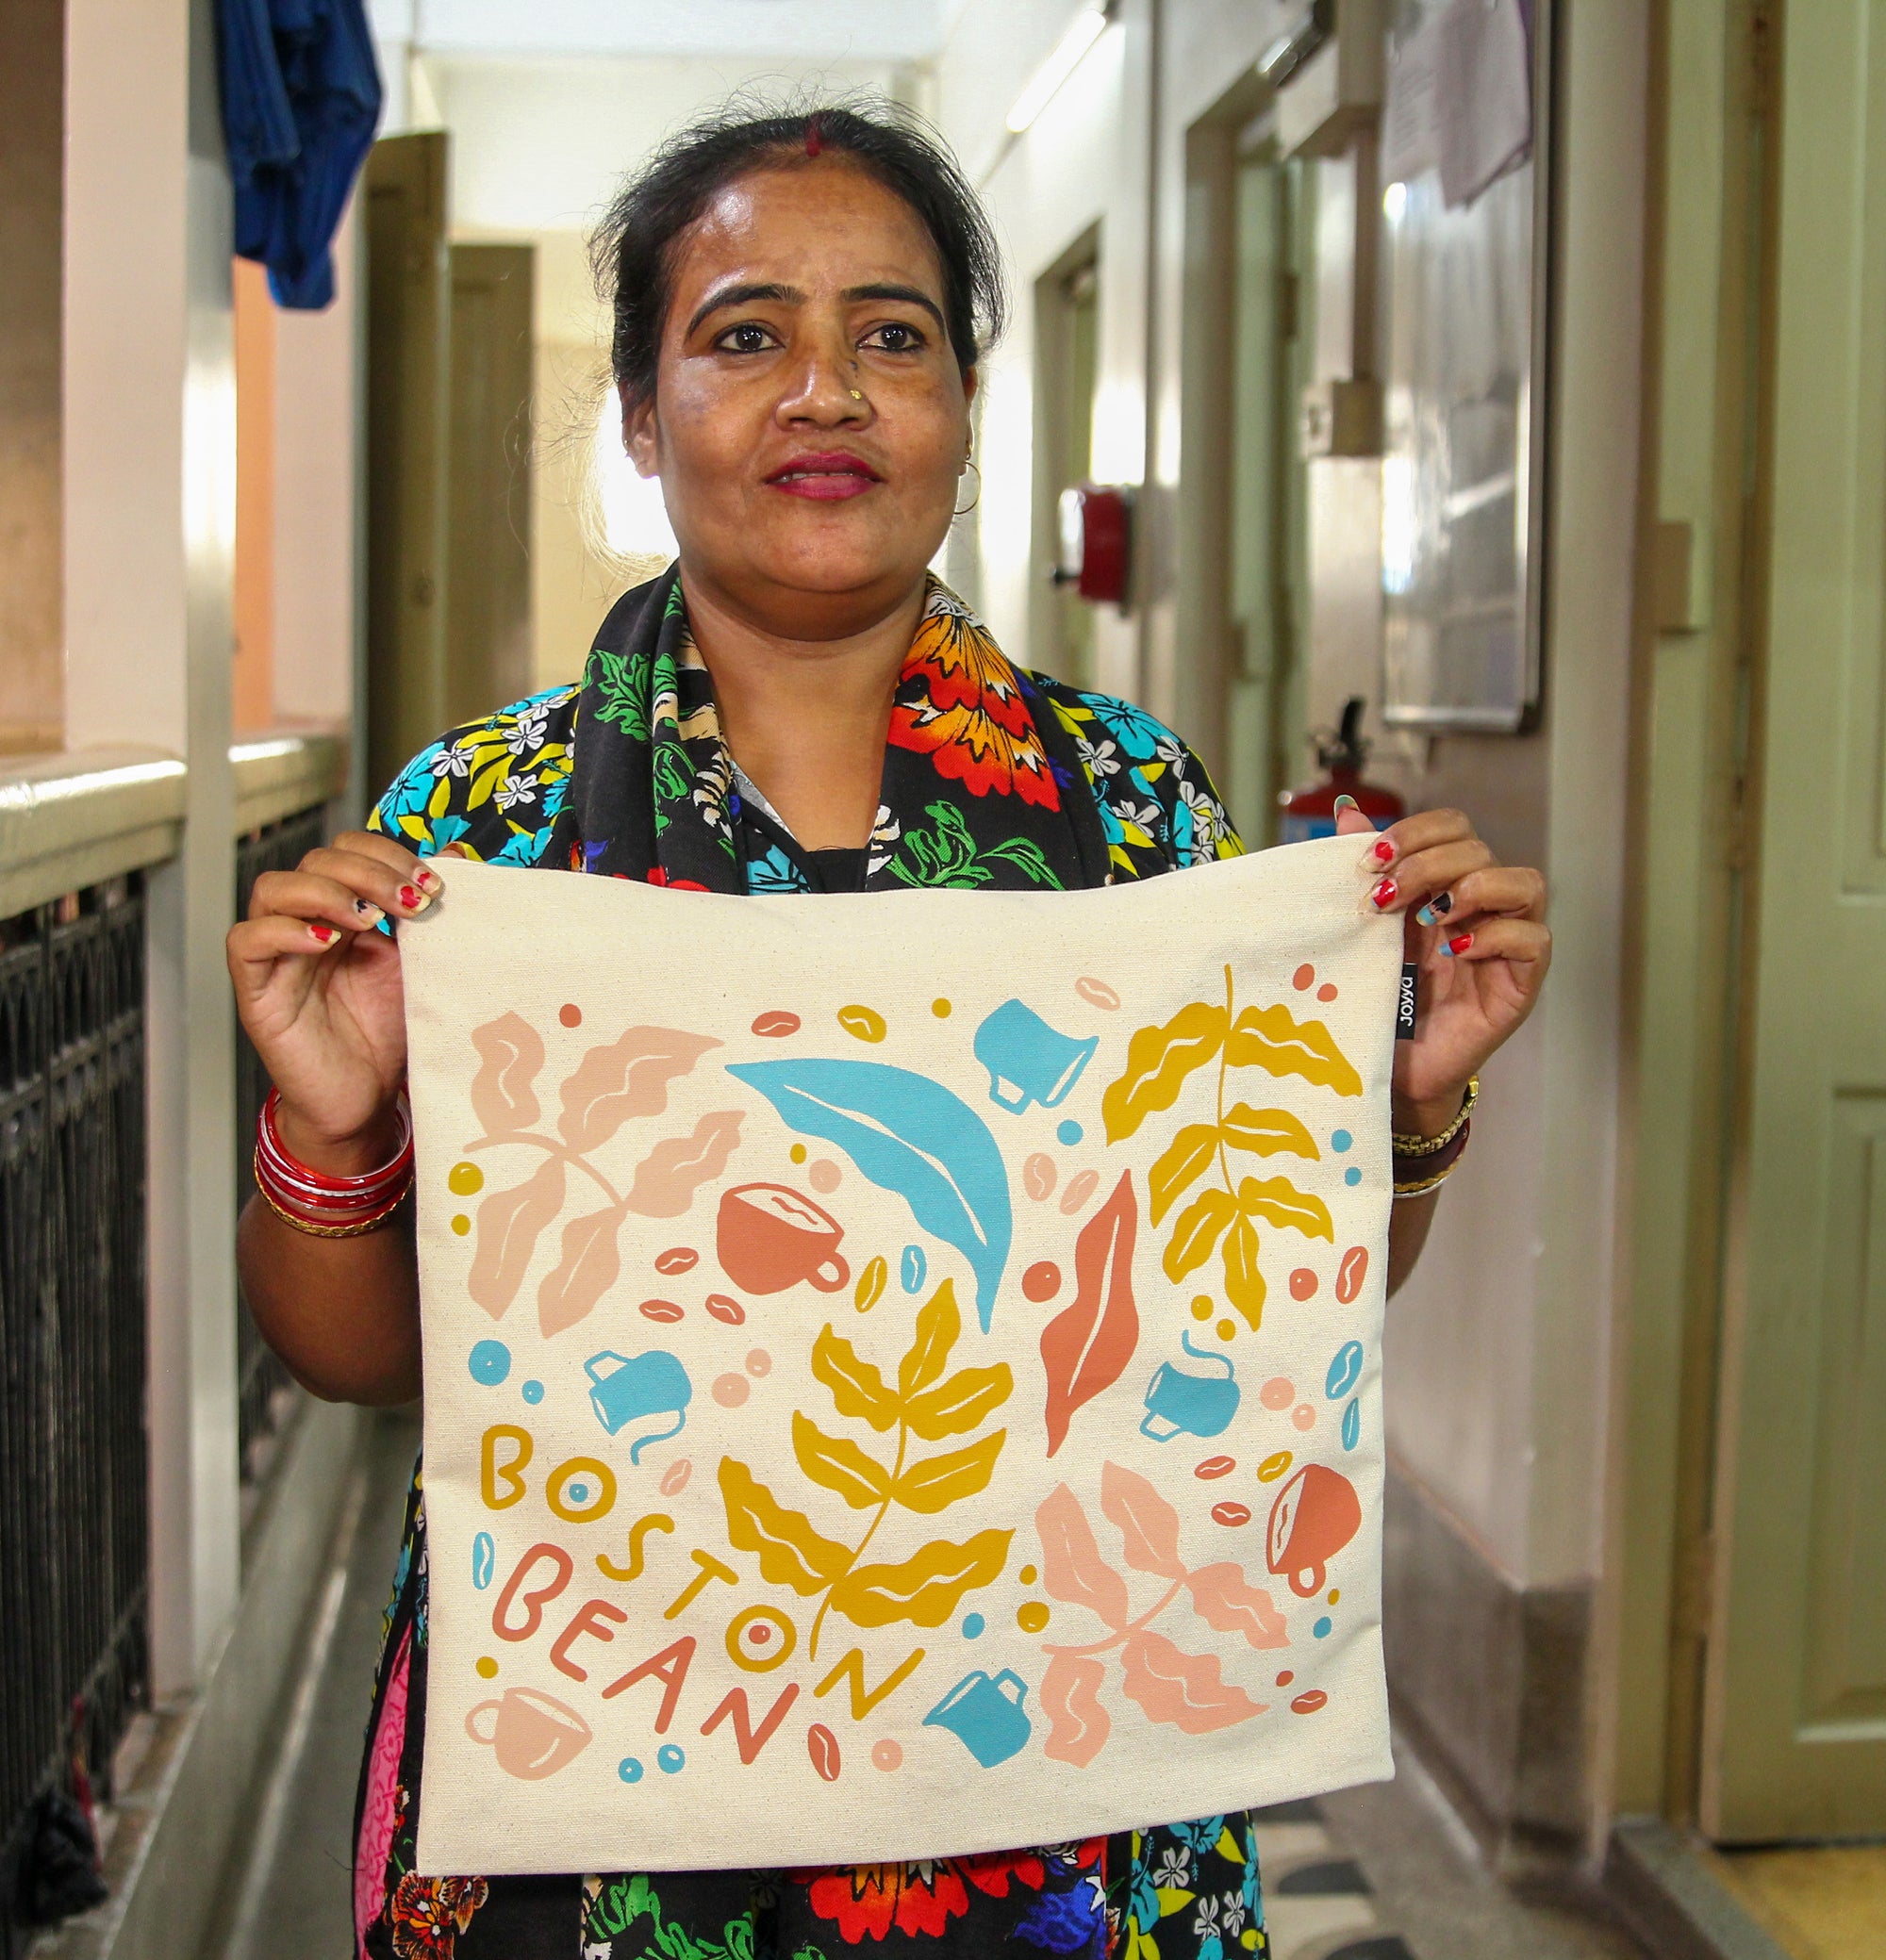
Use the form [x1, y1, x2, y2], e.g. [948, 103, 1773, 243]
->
[363, 131, 451, 798]
[1703, 0, 1886, 1837]
[447, 243, 535, 726]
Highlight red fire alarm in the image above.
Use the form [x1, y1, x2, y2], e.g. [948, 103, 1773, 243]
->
[1053, 484, 1133, 605]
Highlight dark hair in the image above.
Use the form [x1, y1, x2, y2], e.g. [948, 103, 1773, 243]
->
[591, 97, 1005, 406]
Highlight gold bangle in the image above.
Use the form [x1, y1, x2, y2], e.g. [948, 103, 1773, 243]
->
[1392, 1075, 1478, 1158]
[1393, 1160, 1462, 1198]
[253, 1149, 412, 1237]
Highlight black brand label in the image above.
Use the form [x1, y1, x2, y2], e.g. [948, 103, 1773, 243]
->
[1396, 963, 1418, 1040]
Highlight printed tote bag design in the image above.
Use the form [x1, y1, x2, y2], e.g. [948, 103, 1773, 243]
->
[401, 841, 1398, 1875]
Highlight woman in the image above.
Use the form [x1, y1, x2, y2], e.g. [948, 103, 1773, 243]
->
[229, 104, 1549, 1960]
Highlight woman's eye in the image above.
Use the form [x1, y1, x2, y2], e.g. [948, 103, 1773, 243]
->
[864, 321, 925, 354]
[718, 322, 776, 354]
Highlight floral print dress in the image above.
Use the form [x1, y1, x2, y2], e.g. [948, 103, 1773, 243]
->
[356, 576, 1267, 1960]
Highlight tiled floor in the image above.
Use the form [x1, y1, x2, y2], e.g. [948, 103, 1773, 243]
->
[1714, 1844, 1886, 1960]
[212, 1408, 1649, 1960]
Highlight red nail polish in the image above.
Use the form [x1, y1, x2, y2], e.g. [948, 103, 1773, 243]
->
[1370, 878, 1398, 910]
[1372, 837, 1396, 864]
[399, 884, 422, 909]
[1449, 932, 1474, 955]
[308, 924, 337, 944]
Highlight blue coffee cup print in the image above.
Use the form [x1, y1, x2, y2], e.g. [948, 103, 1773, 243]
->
[923, 1668, 1033, 1768]
[972, 1000, 1099, 1114]
[586, 1349, 691, 1465]
[1140, 1332, 1240, 1441]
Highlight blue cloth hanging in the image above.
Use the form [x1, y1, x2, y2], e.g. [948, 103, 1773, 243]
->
[215, 0, 382, 310]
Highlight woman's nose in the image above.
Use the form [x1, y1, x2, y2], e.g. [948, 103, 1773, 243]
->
[776, 336, 869, 426]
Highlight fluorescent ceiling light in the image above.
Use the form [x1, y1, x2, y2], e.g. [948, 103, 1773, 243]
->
[1005, 5, 1107, 134]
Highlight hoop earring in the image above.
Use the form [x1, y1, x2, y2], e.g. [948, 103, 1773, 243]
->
[953, 458, 982, 519]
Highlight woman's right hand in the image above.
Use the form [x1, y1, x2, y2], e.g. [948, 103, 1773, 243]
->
[226, 832, 441, 1175]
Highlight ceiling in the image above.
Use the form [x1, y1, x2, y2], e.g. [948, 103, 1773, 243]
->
[370, 0, 967, 63]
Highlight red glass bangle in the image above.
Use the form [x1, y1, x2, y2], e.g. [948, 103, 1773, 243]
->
[256, 1088, 414, 1235]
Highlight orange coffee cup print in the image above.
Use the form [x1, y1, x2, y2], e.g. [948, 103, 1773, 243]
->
[716, 1182, 850, 1293]
[464, 1686, 593, 1780]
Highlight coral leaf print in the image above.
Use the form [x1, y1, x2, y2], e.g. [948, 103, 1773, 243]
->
[792, 1412, 895, 1509]
[537, 1206, 622, 1337]
[893, 1431, 1006, 1514]
[470, 1012, 546, 1132]
[1035, 1484, 1132, 1629]
[1040, 1174, 1142, 1457]
[719, 1459, 852, 1593]
[1221, 1213, 1266, 1333]
[1162, 1187, 1238, 1283]
[1219, 1104, 1320, 1160]
[624, 1112, 744, 1217]
[1183, 1564, 1290, 1649]
[468, 1156, 566, 1317]
[1236, 1175, 1334, 1242]
[827, 1529, 1014, 1628]
[1100, 1464, 1186, 1581]
[810, 1327, 902, 1433]
[1223, 1002, 1363, 1097]
[1040, 1653, 1111, 1768]
[726, 1060, 1012, 1331]
[1118, 1629, 1266, 1734]
[1100, 1003, 1229, 1144]
[557, 1027, 721, 1152]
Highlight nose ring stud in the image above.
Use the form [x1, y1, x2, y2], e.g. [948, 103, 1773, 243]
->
[849, 388, 864, 401]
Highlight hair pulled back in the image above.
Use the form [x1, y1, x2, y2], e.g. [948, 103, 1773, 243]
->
[591, 97, 1005, 407]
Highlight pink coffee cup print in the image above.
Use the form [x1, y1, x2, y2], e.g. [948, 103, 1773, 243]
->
[464, 1686, 593, 1780]
[716, 1183, 850, 1293]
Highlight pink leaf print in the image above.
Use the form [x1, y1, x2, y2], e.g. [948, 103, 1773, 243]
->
[470, 1012, 545, 1133]
[1040, 1653, 1111, 1768]
[557, 1028, 721, 1153]
[1184, 1563, 1290, 1649]
[355, 1625, 411, 1956]
[1040, 1173, 1141, 1457]
[467, 1156, 566, 1317]
[1100, 1462, 1186, 1579]
[625, 1112, 745, 1218]
[538, 1206, 624, 1337]
[1118, 1629, 1266, 1734]
[1035, 1483, 1131, 1630]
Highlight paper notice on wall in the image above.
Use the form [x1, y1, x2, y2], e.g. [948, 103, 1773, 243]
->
[1381, 12, 1443, 188]
[1436, 0, 1531, 208]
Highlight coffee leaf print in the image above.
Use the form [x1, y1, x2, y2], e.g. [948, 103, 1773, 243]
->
[470, 1012, 545, 1134]
[1220, 1104, 1320, 1160]
[1100, 1002, 1228, 1144]
[1162, 1186, 1238, 1283]
[1236, 1174, 1334, 1242]
[790, 1413, 893, 1510]
[623, 1111, 744, 1217]
[1221, 1213, 1266, 1332]
[1118, 1629, 1266, 1734]
[558, 1027, 722, 1152]
[1147, 1123, 1221, 1227]
[1035, 1483, 1132, 1630]
[893, 1430, 1005, 1515]
[719, 1459, 852, 1593]
[467, 1155, 566, 1317]
[727, 1059, 1012, 1333]
[1100, 1462, 1186, 1580]
[537, 1205, 623, 1338]
[827, 1527, 1012, 1630]
[898, 1278, 960, 1397]
[1041, 1173, 1141, 1457]
[810, 1326, 902, 1432]
[1040, 1653, 1111, 1768]
[903, 1362, 1013, 1441]
[1223, 1002, 1363, 1097]
[1183, 1563, 1290, 1649]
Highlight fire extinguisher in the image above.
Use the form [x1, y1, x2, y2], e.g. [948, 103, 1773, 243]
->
[1278, 697, 1404, 843]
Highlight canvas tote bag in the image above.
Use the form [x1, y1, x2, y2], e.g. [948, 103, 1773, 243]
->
[400, 839, 1398, 1875]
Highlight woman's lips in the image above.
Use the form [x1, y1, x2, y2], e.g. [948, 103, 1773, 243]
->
[765, 453, 881, 502]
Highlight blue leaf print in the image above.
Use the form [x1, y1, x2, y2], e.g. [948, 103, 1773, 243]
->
[745, 843, 812, 896]
[492, 823, 554, 866]
[1081, 692, 1172, 762]
[725, 1059, 1012, 1331]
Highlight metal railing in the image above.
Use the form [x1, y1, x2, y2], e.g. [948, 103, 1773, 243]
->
[0, 878, 149, 1919]
[233, 806, 329, 1481]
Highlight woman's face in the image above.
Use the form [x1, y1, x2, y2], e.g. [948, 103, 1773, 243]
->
[624, 159, 975, 634]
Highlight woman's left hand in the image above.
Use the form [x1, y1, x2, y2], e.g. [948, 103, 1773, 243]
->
[1335, 803, 1550, 1134]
